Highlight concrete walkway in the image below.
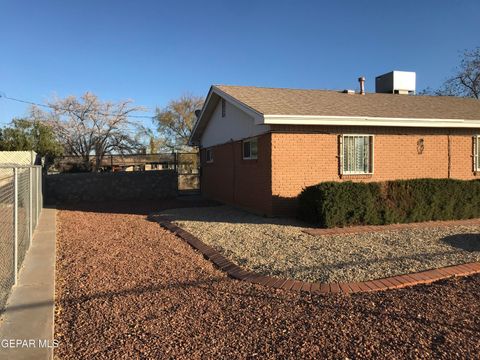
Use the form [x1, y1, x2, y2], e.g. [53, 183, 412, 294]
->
[0, 208, 56, 360]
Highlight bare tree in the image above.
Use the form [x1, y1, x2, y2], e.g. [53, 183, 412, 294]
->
[154, 94, 203, 151]
[45, 92, 146, 171]
[437, 48, 480, 99]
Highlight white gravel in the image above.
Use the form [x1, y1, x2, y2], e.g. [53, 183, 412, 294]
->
[160, 205, 480, 283]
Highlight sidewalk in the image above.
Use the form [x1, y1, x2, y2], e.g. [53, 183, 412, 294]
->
[0, 208, 56, 360]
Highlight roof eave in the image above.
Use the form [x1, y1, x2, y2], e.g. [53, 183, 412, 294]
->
[189, 86, 264, 146]
[188, 86, 214, 146]
[263, 115, 480, 128]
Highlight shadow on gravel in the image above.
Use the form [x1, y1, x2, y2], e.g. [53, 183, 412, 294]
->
[158, 206, 312, 227]
[47, 198, 219, 216]
[261, 248, 478, 282]
[442, 233, 480, 252]
[12, 278, 225, 314]
[64, 278, 222, 305]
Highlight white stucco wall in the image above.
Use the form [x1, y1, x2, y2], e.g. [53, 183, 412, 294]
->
[200, 99, 270, 148]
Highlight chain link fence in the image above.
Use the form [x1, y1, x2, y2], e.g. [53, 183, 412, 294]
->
[0, 165, 42, 311]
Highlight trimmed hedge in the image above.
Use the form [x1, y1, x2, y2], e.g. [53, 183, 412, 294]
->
[297, 179, 480, 228]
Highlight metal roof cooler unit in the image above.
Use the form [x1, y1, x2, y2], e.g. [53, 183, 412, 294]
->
[375, 71, 416, 95]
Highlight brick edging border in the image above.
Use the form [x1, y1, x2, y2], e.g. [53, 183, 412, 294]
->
[151, 215, 480, 294]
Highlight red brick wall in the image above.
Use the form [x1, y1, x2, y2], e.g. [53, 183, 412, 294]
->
[450, 135, 478, 179]
[270, 126, 480, 216]
[200, 133, 272, 215]
[201, 126, 480, 217]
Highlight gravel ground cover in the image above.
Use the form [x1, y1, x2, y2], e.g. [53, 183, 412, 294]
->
[161, 206, 480, 283]
[55, 201, 480, 359]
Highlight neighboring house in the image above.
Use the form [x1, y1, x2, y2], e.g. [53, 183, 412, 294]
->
[189, 71, 480, 216]
[0, 151, 39, 166]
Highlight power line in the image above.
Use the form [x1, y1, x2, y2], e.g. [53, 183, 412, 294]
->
[0, 92, 156, 119]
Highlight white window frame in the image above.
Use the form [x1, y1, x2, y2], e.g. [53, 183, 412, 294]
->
[339, 134, 374, 175]
[474, 135, 480, 172]
[242, 137, 258, 160]
[205, 148, 213, 163]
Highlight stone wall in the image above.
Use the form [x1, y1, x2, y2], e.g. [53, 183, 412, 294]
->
[44, 170, 177, 204]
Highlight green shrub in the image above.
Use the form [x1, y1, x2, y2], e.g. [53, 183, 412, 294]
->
[298, 179, 480, 228]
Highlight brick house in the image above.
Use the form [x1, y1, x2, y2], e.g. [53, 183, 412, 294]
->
[189, 72, 480, 216]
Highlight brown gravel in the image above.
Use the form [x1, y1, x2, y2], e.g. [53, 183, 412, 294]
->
[55, 201, 480, 359]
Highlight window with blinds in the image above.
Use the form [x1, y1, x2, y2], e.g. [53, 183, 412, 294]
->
[340, 135, 374, 174]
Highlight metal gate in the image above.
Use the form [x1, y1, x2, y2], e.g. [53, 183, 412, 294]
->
[176, 152, 200, 192]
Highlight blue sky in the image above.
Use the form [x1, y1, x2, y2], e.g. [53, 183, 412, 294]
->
[0, 0, 478, 128]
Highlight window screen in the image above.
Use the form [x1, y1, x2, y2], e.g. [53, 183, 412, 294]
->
[341, 135, 373, 174]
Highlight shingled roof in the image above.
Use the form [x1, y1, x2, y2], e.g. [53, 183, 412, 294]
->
[190, 85, 480, 145]
[215, 85, 480, 120]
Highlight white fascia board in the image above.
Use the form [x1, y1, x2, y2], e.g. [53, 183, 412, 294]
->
[263, 114, 480, 128]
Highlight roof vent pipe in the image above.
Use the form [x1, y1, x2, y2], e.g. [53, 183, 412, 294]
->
[358, 76, 366, 95]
